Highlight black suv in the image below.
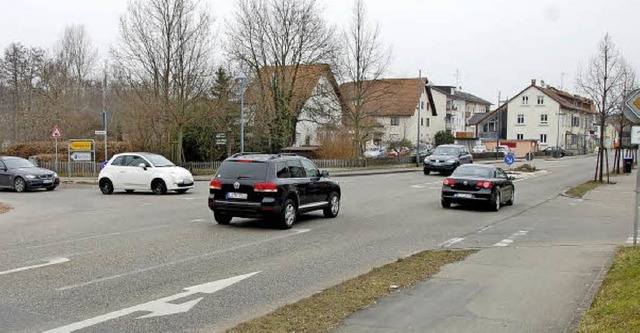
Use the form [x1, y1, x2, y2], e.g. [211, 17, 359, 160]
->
[208, 153, 341, 229]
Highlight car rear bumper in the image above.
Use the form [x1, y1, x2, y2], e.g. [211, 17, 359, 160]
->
[208, 197, 281, 218]
[442, 189, 492, 203]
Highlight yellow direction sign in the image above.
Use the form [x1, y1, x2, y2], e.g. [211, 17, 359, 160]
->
[69, 141, 93, 151]
[634, 97, 640, 110]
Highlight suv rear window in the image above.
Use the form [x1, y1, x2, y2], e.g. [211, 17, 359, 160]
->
[216, 161, 268, 179]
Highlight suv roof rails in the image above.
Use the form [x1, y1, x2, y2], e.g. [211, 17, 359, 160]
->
[231, 152, 264, 158]
[270, 153, 298, 159]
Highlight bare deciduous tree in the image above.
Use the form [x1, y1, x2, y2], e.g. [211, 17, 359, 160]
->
[338, 0, 391, 157]
[227, 0, 338, 152]
[112, 0, 214, 163]
[55, 25, 98, 86]
[576, 34, 630, 182]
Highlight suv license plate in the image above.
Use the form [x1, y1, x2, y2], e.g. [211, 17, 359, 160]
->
[455, 193, 473, 199]
[226, 192, 248, 200]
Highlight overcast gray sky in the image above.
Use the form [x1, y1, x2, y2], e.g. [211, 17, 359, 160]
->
[1, 0, 638, 106]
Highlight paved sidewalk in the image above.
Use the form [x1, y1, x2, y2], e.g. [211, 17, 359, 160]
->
[335, 173, 635, 333]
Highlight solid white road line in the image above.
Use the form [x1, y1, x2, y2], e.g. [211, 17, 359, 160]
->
[439, 237, 464, 248]
[0, 257, 70, 276]
[56, 229, 310, 291]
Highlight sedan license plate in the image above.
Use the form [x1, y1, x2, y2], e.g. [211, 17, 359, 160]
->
[43, 179, 53, 184]
[455, 193, 473, 199]
[226, 192, 248, 200]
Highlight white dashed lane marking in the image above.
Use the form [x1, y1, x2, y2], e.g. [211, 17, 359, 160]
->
[439, 237, 464, 248]
[493, 230, 530, 247]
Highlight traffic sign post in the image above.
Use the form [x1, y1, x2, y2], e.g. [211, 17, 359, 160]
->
[50, 125, 62, 172]
[68, 139, 96, 178]
[504, 153, 515, 172]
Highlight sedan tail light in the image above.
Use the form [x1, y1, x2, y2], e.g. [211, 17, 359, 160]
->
[210, 179, 222, 190]
[476, 181, 493, 189]
[443, 178, 454, 186]
[254, 182, 278, 193]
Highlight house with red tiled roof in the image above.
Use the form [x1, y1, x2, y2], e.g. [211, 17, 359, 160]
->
[339, 78, 444, 148]
[476, 79, 597, 154]
[245, 64, 345, 148]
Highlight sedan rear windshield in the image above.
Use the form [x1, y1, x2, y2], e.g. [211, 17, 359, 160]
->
[216, 161, 268, 179]
[453, 166, 493, 178]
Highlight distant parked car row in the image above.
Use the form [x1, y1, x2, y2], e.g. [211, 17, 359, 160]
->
[363, 146, 414, 159]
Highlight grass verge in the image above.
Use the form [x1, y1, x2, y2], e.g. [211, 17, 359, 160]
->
[565, 180, 604, 198]
[577, 247, 640, 332]
[0, 202, 11, 214]
[227, 249, 476, 333]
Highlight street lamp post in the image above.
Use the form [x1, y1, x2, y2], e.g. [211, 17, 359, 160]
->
[238, 71, 248, 153]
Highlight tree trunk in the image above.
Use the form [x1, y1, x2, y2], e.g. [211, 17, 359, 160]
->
[176, 126, 184, 165]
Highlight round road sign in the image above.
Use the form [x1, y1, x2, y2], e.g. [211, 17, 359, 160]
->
[504, 153, 515, 166]
[525, 152, 535, 162]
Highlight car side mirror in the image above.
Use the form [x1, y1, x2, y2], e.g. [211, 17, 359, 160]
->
[138, 163, 147, 170]
[321, 170, 329, 178]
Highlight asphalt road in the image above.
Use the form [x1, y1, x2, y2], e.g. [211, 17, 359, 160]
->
[0, 156, 615, 332]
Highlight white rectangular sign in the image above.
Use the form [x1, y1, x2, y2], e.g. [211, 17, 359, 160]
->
[70, 152, 92, 161]
[632, 126, 640, 145]
[94, 130, 107, 135]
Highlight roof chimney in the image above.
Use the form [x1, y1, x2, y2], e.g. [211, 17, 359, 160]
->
[531, 79, 536, 86]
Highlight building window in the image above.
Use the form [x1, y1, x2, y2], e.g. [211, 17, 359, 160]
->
[537, 96, 544, 105]
[540, 134, 547, 143]
[522, 96, 529, 105]
[425, 118, 430, 127]
[540, 114, 548, 124]
[517, 134, 524, 140]
[572, 116, 580, 127]
[421, 118, 423, 126]
[391, 117, 400, 126]
[517, 114, 525, 124]
[421, 101, 425, 110]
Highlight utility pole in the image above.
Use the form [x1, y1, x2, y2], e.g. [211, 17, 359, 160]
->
[417, 70, 422, 167]
[101, 64, 108, 163]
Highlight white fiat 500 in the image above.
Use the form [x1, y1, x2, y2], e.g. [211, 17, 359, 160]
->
[98, 152, 194, 195]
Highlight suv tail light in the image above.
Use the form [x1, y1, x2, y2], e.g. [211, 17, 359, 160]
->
[443, 178, 454, 186]
[476, 181, 493, 189]
[254, 182, 278, 193]
[210, 179, 222, 190]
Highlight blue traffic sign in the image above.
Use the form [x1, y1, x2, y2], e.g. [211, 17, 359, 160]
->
[504, 153, 515, 166]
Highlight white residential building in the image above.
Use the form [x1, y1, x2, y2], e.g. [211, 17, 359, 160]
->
[340, 78, 447, 148]
[432, 86, 492, 137]
[505, 79, 595, 151]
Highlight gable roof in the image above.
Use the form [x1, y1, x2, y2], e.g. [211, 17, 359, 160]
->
[538, 86, 594, 113]
[339, 78, 429, 117]
[245, 64, 346, 115]
[432, 86, 492, 106]
[506, 83, 595, 114]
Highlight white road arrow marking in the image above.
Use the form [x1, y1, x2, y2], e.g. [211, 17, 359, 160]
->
[44, 271, 260, 333]
[0, 257, 69, 276]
